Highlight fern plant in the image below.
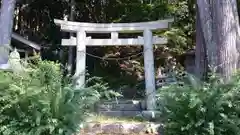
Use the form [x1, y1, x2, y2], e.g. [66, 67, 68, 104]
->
[0, 60, 109, 135]
[86, 75, 122, 100]
[156, 73, 240, 135]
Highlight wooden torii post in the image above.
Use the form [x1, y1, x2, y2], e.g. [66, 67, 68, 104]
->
[54, 19, 173, 114]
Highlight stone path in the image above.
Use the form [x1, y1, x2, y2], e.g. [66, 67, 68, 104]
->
[79, 122, 162, 135]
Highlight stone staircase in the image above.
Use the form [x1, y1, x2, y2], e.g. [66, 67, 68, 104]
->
[79, 100, 164, 134]
[96, 100, 146, 117]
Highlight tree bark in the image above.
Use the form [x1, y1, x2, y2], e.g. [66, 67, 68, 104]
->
[213, 0, 239, 80]
[196, 0, 218, 71]
[197, 0, 239, 81]
[67, 0, 76, 75]
[195, 5, 208, 79]
[0, 0, 16, 69]
[230, 0, 240, 68]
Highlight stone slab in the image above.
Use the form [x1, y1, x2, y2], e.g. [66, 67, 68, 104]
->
[99, 111, 144, 117]
[97, 103, 142, 111]
[81, 122, 162, 135]
[98, 100, 142, 104]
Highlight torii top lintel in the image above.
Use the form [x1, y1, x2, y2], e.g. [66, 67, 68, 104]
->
[54, 19, 174, 33]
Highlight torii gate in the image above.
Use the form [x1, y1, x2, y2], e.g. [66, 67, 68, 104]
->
[54, 19, 173, 113]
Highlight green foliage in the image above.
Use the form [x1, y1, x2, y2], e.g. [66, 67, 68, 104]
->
[86, 75, 123, 100]
[0, 60, 111, 135]
[161, 0, 195, 55]
[157, 73, 240, 135]
[116, 2, 171, 22]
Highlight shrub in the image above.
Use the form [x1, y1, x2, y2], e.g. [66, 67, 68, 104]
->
[85, 75, 122, 100]
[156, 73, 240, 135]
[0, 60, 110, 135]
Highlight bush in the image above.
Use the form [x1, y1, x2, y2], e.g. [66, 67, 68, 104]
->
[0, 60, 109, 135]
[156, 73, 240, 135]
[85, 75, 122, 100]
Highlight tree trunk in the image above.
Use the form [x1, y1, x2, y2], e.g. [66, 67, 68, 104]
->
[197, 0, 239, 81]
[67, 0, 76, 75]
[0, 0, 16, 69]
[213, 0, 239, 81]
[196, 0, 218, 71]
[195, 5, 208, 79]
[230, 0, 240, 68]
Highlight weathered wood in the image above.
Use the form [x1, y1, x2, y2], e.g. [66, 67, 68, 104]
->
[12, 32, 41, 50]
[143, 29, 156, 113]
[61, 37, 167, 46]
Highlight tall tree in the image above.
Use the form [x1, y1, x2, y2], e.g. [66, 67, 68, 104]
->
[197, 0, 240, 80]
[231, 0, 240, 68]
[0, 0, 17, 69]
[196, 0, 216, 70]
[213, 0, 239, 80]
[195, 5, 207, 79]
[67, 0, 76, 75]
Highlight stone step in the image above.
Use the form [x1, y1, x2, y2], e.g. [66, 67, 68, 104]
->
[95, 100, 148, 117]
[98, 102, 143, 111]
[99, 110, 143, 117]
[96, 100, 146, 111]
[98, 99, 143, 104]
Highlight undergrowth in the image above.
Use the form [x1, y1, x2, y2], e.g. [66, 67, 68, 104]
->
[157, 73, 240, 135]
[0, 60, 117, 135]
